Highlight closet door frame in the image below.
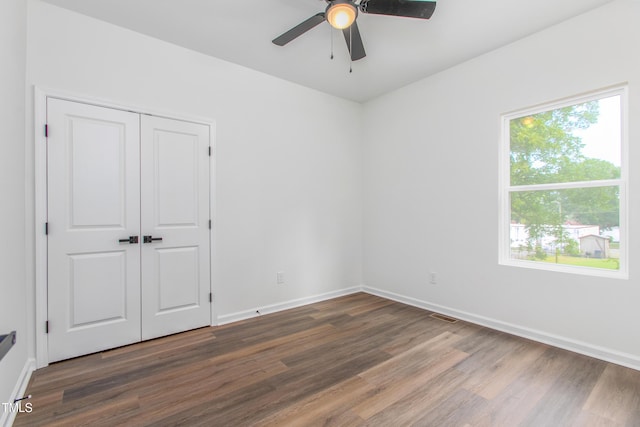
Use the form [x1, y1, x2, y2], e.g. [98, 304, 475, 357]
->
[34, 87, 217, 368]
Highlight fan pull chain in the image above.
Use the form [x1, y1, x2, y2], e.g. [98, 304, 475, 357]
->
[349, 26, 353, 73]
[330, 25, 334, 60]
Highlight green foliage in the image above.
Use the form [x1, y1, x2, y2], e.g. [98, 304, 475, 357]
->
[563, 239, 580, 256]
[510, 99, 620, 238]
[560, 185, 619, 230]
[511, 191, 563, 241]
[533, 245, 547, 260]
[510, 102, 599, 186]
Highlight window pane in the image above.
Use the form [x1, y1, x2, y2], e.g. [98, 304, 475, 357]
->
[510, 96, 621, 186]
[510, 187, 620, 270]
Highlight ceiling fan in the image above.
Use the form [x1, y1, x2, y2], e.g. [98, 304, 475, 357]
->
[272, 0, 437, 61]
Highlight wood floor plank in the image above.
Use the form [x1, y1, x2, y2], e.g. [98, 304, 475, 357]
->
[345, 298, 396, 317]
[412, 388, 490, 426]
[520, 352, 607, 427]
[360, 368, 469, 426]
[462, 338, 548, 400]
[583, 363, 640, 425]
[380, 318, 483, 358]
[254, 376, 373, 426]
[572, 410, 623, 427]
[126, 360, 290, 425]
[308, 293, 378, 319]
[465, 346, 574, 427]
[353, 346, 469, 419]
[358, 331, 465, 385]
[14, 292, 640, 426]
[453, 328, 524, 375]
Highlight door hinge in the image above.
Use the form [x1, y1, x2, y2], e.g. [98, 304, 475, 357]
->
[44, 124, 48, 137]
[45, 321, 49, 334]
[208, 146, 211, 157]
[209, 293, 213, 303]
[45, 222, 48, 235]
[208, 219, 211, 229]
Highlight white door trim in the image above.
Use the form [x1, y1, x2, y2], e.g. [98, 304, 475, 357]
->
[34, 87, 217, 368]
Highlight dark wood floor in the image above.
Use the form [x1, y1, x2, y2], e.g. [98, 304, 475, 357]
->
[15, 293, 640, 426]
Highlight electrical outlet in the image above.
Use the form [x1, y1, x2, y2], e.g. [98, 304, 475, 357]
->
[276, 271, 285, 284]
[429, 272, 437, 285]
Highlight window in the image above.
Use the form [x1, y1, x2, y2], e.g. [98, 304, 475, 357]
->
[500, 87, 627, 278]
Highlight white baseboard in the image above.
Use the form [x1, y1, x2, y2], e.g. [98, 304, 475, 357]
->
[217, 286, 363, 326]
[363, 286, 640, 371]
[1, 358, 35, 427]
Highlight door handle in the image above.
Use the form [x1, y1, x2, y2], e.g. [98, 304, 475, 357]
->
[143, 235, 163, 243]
[118, 236, 139, 244]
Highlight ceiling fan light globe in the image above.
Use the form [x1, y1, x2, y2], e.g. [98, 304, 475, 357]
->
[326, 2, 357, 30]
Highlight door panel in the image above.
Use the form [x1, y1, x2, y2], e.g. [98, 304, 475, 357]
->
[157, 246, 200, 311]
[68, 251, 127, 327]
[47, 98, 141, 363]
[70, 119, 127, 227]
[140, 116, 211, 340]
[155, 131, 199, 227]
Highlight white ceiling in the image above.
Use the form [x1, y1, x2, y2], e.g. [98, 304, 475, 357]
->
[41, 0, 615, 103]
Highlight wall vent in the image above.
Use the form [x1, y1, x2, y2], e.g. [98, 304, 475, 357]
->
[430, 313, 458, 323]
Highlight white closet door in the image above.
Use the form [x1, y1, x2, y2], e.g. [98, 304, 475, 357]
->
[47, 99, 141, 362]
[140, 115, 211, 340]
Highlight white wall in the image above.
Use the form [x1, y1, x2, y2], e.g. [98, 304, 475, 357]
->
[363, 0, 640, 366]
[0, 0, 29, 422]
[25, 0, 363, 326]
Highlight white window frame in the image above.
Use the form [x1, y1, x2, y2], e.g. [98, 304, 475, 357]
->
[499, 86, 628, 279]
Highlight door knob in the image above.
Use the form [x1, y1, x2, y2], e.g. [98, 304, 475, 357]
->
[143, 235, 163, 243]
[118, 236, 139, 244]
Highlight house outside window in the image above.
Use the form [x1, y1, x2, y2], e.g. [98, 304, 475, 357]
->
[500, 87, 628, 278]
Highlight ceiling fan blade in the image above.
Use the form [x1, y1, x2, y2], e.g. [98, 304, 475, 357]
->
[360, 0, 436, 19]
[342, 21, 366, 61]
[272, 12, 326, 46]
